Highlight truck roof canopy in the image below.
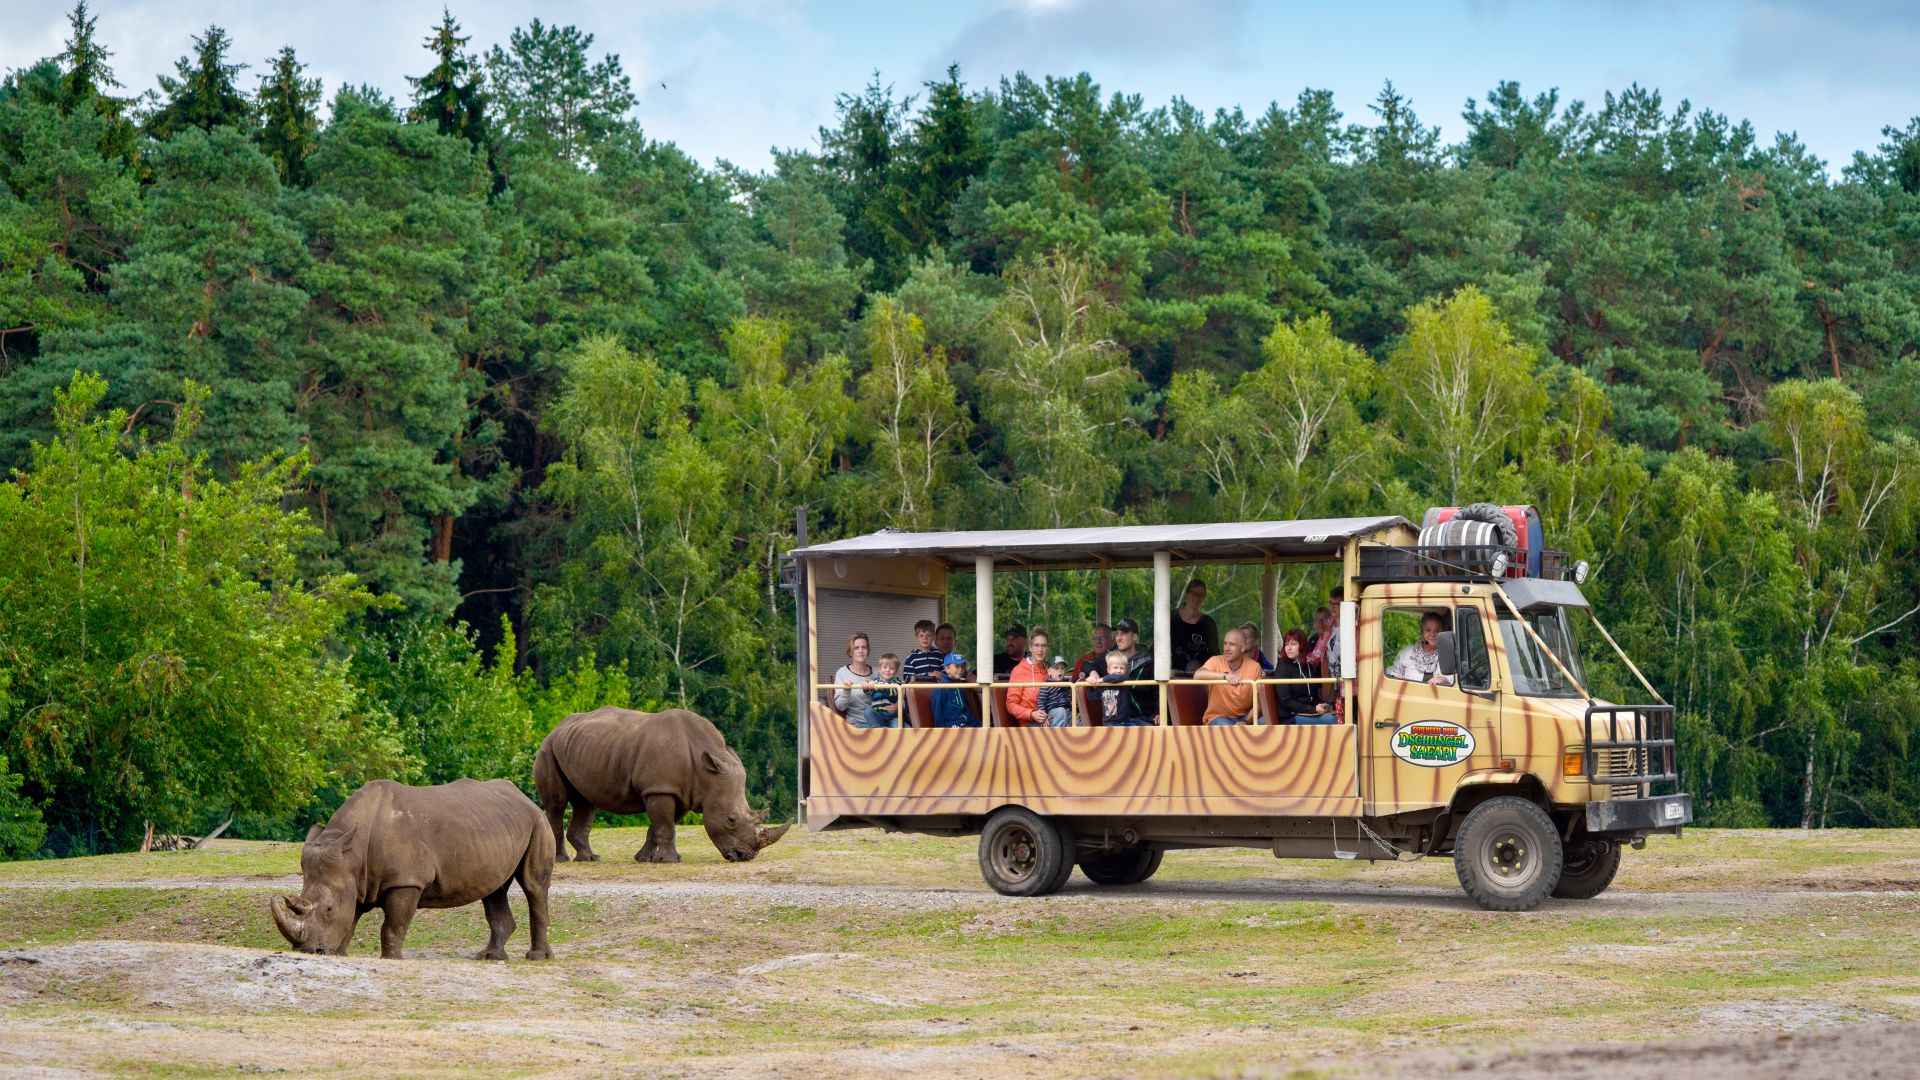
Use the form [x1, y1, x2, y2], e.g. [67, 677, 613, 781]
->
[789, 516, 1411, 570]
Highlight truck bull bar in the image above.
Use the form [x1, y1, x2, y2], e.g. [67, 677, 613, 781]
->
[1582, 704, 1677, 796]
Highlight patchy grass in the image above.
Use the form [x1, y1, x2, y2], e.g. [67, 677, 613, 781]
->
[0, 828, 1915, 1077]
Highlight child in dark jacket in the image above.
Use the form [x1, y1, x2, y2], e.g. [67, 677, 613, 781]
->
[1035, 656, 1073, 726]
[1095, 651, 1149, 726]
[931, 653, 980, 728]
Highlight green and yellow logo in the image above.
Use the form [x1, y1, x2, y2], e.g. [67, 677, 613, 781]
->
[1390, 720, 1476, 767]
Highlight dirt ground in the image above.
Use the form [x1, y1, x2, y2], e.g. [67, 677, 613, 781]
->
[0, 826, 1915, 1078]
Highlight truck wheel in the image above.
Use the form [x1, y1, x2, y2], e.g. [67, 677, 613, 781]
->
[1045, 820, 1079, 892]
[1552, 838, 1621, 899]
[979, 808, 1073, 897]
[1079, 847, 1163, 886]
[1453, 796, 1562, 911]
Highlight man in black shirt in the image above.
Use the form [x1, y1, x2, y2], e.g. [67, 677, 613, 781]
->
[1084, 617, 1156, 722]
[1170, 579, 1219, 674]
[992, 623, 1027, 681]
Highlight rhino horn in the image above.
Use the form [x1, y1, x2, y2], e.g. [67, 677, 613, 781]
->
[284, 894, 313, 916]
[755, 822, 792, 850]
[750, 806, 769, 825]
[269, 896, 305, 945]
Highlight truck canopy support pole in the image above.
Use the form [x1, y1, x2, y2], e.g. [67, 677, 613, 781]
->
[975, 555, 995, 726]
[1153, 550, 1172, 724]
[793, 506, 809, 824]
[1260, 563, 1279, 662]
[1096, 565, 1112, 628]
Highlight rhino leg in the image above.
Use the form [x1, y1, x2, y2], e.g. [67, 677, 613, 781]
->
[474, 885, 514, 961]
[379, 887, 420, 960]
[565, 799, 600, 862]
[635, 794, 681, 863]
[545, 798, 570, 862]
[519, 851, 553, 962]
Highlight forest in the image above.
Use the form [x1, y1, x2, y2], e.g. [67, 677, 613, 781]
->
[0, 4, 1916, 856]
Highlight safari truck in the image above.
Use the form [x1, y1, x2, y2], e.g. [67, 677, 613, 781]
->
[782, 510, 1690, 911]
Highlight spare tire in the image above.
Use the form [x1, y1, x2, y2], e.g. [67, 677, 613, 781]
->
[1454, 503, 1518, 547]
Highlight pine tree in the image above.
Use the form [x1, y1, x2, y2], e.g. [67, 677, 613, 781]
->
[408, 9, 490, 150]
[146, 25, 251, 139]
[293, 105, 494, 614]
[56, 2, 117, 106]
[898, 66, 986, 255]
[485, 20, 634, 167]
[255, 47, 320, 186]
[30, 127, 307, 475]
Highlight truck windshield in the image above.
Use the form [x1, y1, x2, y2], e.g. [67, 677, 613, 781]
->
[1497, 606, 1586, 698]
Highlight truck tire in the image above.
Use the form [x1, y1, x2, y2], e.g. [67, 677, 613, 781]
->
[1078, 847, 1163, 886]
[1045, 819, 1079, 893]
[1453, 796, 1562, 911]
[979, 808, 1073, 897]
[1552, 838, 1621, 899]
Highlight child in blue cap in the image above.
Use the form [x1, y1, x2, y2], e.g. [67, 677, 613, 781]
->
[931, 653, 979, 728]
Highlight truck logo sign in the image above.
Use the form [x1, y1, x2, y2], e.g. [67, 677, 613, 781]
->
[1390, 720, 1476, 767]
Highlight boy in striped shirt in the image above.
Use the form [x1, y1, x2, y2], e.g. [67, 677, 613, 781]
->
[903, 619, 945, 683]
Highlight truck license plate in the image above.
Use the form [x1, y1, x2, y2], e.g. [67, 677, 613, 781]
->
[1662, 801, 1683, 820]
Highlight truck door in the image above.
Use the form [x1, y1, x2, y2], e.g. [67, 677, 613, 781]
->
[1365, 597, 1503, 817]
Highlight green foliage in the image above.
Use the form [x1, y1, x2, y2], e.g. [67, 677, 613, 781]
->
[1, 12, 1918, 838]
[144, 25, 251, 140]
[407, 11, 490, 151]
[0, 752, 46, 860]
[347, 616, 532, 788]
[485, 20, 634, 168]
[254, 47, 320, 186]
[0, 374, 387, 854]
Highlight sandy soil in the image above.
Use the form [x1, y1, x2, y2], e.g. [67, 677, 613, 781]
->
[0, 829, 1915, 1078]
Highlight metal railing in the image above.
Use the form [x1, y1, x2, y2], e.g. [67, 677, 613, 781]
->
[1580, 704, 1678, 796]
[814, 675, 1341, 728]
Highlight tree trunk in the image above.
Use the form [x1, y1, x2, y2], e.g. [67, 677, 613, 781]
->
[1799, 722, 1818, 829]
[431, 514, 454, 562]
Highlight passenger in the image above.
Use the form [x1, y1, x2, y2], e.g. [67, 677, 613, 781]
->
[1273, 630, 1335, 724]
[934, 622, 957, 658]
[903, 620, 945, 683]
[1195, 627, 1263, 726]
[993, 623, 1028, 681]
[1320, 588, 1351, 714]
[1094, 650, 1150, 726]
[1074, 622, 1114, 680]
[1036, 656, 1074, 727]
[1239, 621, 1273, 672]
[931, 653, 980, 728]
[1388, 611, 1455, 686]
[869, 653, 903, 728]
[832, 633, 882, 728]
[1006, 627, 1061, 727]
[1306, 606, 1332, 669]
[1084, 617, 1156, 723]
[1170, 579, 1219, 674]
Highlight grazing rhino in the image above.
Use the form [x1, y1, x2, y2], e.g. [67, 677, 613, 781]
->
[269, 778, 554, 961]
[534, 706, 792, 864]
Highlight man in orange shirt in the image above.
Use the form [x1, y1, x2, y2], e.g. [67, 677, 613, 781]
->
[1195, 627, 1264, 726]
[1006, 627, 1066, 727]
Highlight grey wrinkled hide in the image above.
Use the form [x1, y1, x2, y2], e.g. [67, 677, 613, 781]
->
[269, 778, 554, 960]
[533, 707, 791, 864]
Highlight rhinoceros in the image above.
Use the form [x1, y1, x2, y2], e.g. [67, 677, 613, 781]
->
[533, 706, 792, 864]
[268, 778, 554, 960]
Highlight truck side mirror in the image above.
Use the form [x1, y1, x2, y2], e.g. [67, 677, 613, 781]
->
[1436, 631, 1457, 676]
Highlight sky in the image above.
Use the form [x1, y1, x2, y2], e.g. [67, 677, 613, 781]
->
[2, 0, 1916, 175]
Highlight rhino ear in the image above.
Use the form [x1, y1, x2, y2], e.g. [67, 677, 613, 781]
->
[701, 750, 725, 774]
[306, 824, 325, 843]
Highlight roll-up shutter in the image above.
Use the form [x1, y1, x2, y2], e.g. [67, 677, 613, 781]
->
[813, 588, 942, 685]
